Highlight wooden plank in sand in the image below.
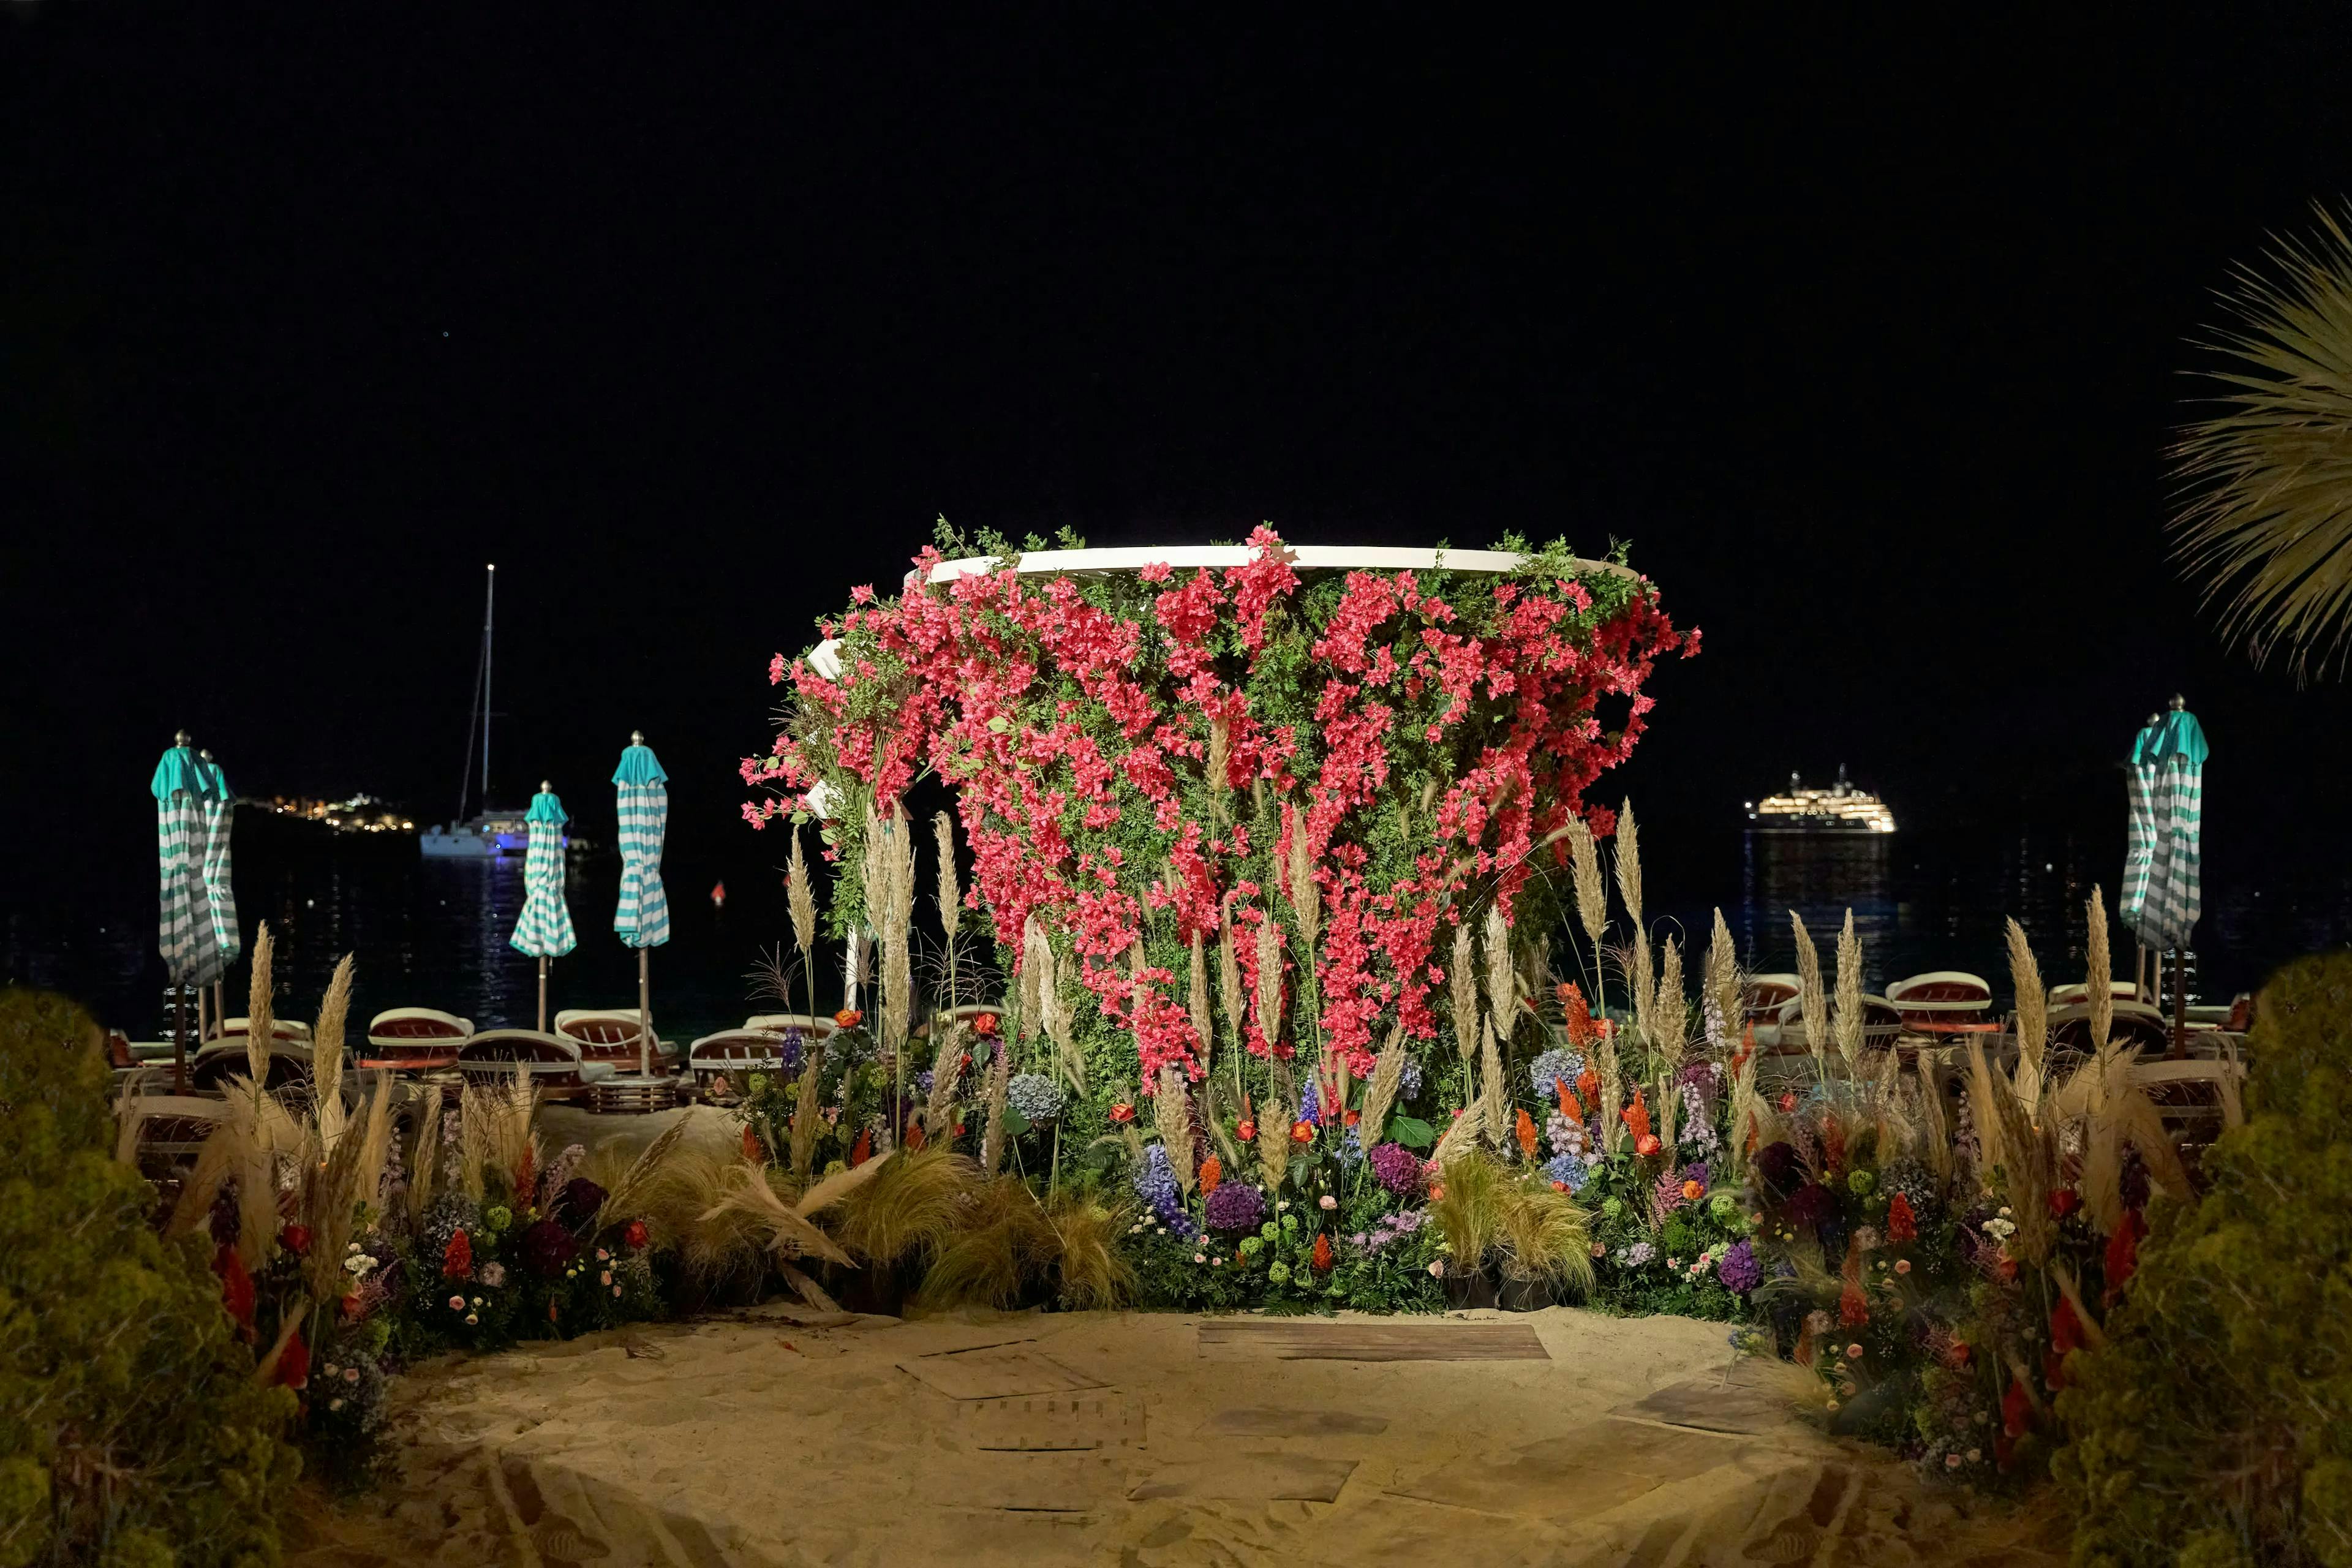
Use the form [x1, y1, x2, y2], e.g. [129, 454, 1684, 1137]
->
[1195, 1319, 1550, 1362]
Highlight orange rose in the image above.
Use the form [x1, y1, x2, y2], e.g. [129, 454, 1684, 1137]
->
[1681, 1179, 1704, 1202]
[1109, 1103, 1136, 1123]
[1290, 1120, 1315, 1144]
[834, 1008, 863, 1029]
[1236, 1120, 1257, 1142]
[974, 1012, 1000, 1037]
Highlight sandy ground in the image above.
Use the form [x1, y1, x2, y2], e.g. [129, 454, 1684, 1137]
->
[284, 1301, 2065, 1568]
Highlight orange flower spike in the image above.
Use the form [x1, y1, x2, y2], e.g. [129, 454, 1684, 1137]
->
[1621, 1088, 1651, 1145]
[514, 1144, 535, 1202]
[1575, 1065, 1601, 1107]
[903, 1118, 926, 1152]
[1886, 1191, 1918, 1243]
[850, 1127, 872, 1167]
[441, 1228, 472, 1280]
[1311, 1232, 1334, 1273]
[1514, 1107, 1539, 1160]
[1199, 1156, 1223, 1195]
[1556, 1080, 1584, 1122]
[742, 1125, 764, 1164]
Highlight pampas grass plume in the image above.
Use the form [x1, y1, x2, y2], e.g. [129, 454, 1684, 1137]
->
[312, 952, 354, 1155]
[244, 921, 275, 1091]
[1450, 918, 1478, 1063]
[1614, 799, 1644, 931]
[787, 826, 818, 960]
[1832, 909, 1863, 1071]
[1567, 816, 1607, 944]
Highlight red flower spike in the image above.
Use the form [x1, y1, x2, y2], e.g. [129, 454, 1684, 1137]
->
[742, 1125, 764, 1164]
[1200, 1156, 1223, 1194]
[1515, 1107, 1540, 1161]
[1311, 1233, 1334, 1273]
[1886, 1191, 1918, 1243]
[851, 1128, 872, 1166]
[2105, 1207, 2145, 1303]
[904, 1119, 927, 1152]
[441, 1228, 473, 1279]
[1838, 1237, 1869, 1327]
[624, 1219, 649, 1250]
[1556, 1081, 1584, 1122]
[2049, 1295, 2084, 1355]
[276, 1330, 310, 1390]
[514, 1144, 536, 1202]
[214, 1244, 255, 1332]
[2001, 1374, 2032, 1439]
[1621, 1088, 1652, 1148]
[1576, 1066, 1601, 1108]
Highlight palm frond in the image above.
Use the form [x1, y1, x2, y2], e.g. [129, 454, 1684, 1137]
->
[2172, 201, 2352, 680]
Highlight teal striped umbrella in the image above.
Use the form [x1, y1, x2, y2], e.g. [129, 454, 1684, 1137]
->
[2139, 698, 2208, 956]
[2119, 714, 2161, 943]
[153, 733, 221, 1086]
[510, 784, 577, 1031]
[613, 733, 669, 1076]
[198, 748, 242, 972]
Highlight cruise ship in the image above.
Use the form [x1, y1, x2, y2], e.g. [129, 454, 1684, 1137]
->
[1744, 767, 1897, 834]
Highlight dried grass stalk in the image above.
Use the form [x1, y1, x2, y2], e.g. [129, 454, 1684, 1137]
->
[1654, 937, 1686, 1068]
[1188, 931, 1212, 1074]
[1449, 918, 1479, 1063]
[595, 1117, 690, 1234]
[1480, 1016, 1508, 1150]
[1255, 1088, 1292, 1189]
[1706, 909, 1740, 1051]
[790, 1039, 827, 1178]
[1961, 1035, 2008, 1193]
[244, 922, 275, 1090]
[787, 826, 818, 961]
[1482, 903, 1514, 1041]
[1432, 1090, 1486, 1168]
[1357, 1031, 1406, 1150]
[1566, 816, 1607, 945]
[2086, 888, 2113, 1054]
[1206, 715, 1231, 824]
[1153, 1065, 1196, 1192]
[312, 952, 354, 1156]
[700, 1162, 855, 1267]
[405, 1082, 444, 1225]
[303, 1074, 391, 1306]
[2005, 917, 2048, 1114]
[1216, 906, 1245, 1055]
[1020, 917, 1047, 1040]
[1597, 1028, 1626, 1154]
[924, 1021, 969, 1137]
[1832, 909, 1863, 1072]
[878, 805, 918, 1060]
[1284, 806, 1321, 952]
[1915, 1052, 1952, 1184]
[1038, 942, 1085, 1092]
[1614, 799, 1645, 931]
[933, 810, 960, 943]
[980, 1045, 1011, 1175]
[1253, 913, 1283, 1055]
[1727, 1049, 1762, 1180]
[1790, 911, 1828, 1076]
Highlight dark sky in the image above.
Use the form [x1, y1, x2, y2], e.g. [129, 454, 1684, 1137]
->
[9, 8, 2352, 909]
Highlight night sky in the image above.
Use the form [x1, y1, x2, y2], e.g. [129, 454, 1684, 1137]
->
[10, 10, 2352, 919]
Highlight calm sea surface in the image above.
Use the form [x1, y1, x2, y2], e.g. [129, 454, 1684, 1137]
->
[6, 812, 2348, 1042]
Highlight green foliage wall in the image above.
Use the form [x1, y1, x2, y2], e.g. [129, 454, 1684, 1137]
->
[2056, 954, 2352, 1568]
[0, 990, 298, 1568]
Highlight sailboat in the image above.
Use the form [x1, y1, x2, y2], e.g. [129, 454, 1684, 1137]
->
[420, 565, 541, 859]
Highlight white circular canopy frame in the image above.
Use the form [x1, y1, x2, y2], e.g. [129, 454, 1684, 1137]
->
[924, 543, 1631, 585]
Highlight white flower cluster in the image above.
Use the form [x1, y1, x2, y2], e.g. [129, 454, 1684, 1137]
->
[341, 1242, 378, 1278]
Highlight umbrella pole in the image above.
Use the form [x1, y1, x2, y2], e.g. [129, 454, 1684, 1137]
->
[2171, 949, 2187, 1059]
[638, 947, 652, 1077]
[537, 957, 548, 1034]
[172, 982, 187, 1093]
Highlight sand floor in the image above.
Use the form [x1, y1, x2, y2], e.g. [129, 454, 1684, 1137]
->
[284, 1302, 2065, 1568]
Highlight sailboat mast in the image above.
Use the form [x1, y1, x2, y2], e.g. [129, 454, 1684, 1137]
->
[482, 563, 496, 808]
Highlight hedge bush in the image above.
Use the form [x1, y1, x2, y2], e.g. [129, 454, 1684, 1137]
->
[2056, 954, 2352, 1568]
[0, 989, 298, 1568]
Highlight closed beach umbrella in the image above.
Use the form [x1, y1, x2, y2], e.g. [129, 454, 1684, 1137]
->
[510, 782, 578, 1032]
[2139, 696, 2209, 1048]
[198, 748, 242, 1023]
[612, 731, 670, 1077]
[2119, 713, 2160, 989]
[153, 731, 222, 1087]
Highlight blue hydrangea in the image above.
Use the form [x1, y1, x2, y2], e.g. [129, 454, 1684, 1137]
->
[1528, 1047, 1586, 1098]
[1133, 1145, 1196, 1239]
[1005, 1072, 1063, 1124]
[1541, 1153, 1589, 1193]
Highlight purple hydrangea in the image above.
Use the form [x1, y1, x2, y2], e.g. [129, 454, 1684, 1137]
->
[1717, 1240, 1762, 1294]
[519, 1219, 579, 1279]
[1354, 1209, 1427, 1254]
[1368, 1140, 1423, 1199]
[1204, 1182, 1267, 1232]
[1133, 1145, 1196, 1238]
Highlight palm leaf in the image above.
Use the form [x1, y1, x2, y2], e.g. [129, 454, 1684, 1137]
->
[2173, 202, 2352, 680]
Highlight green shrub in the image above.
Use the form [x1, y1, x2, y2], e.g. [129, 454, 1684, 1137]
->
[2055, 954, 2352, 1568]
[0, 989, 299, 1567]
